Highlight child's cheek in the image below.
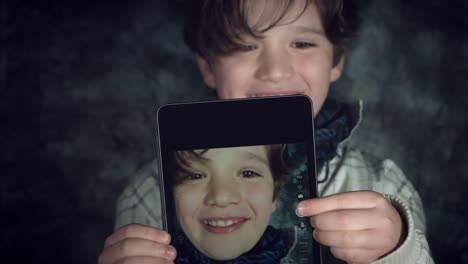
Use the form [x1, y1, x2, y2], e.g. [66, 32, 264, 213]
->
[174, 186, 202, 217]
[245, 184, 275, 213]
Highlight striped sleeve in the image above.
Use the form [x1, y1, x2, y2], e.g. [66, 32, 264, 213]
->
[370, 160, 434, 264]
[114, 161, 163, 230]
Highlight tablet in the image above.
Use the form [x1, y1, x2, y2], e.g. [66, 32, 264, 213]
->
[157, 95, 321, 264]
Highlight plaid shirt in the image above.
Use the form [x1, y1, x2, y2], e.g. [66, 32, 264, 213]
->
[114, 102, 433, 264]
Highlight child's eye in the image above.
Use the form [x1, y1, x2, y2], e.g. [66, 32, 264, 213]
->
[240, 170, 262, 178]
[181, 173, 205, 181]
[235, 44, 257, 52]
[292, 41, 316, 49]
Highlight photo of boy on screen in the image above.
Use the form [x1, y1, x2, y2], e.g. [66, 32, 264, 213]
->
[168, 144, 308, 263]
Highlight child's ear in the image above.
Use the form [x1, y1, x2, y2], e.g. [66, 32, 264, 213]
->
[271, 200, 277, 212]
[330, 55, 345, 82]
[194, 53, 216, 89]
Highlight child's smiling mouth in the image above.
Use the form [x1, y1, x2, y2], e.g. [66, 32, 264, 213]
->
[201, 217, 249, 234]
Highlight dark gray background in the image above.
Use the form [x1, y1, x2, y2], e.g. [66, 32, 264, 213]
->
[1, 0, 467, 263]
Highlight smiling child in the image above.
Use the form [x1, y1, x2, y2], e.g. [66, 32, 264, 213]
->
[99, 1, 433, 263]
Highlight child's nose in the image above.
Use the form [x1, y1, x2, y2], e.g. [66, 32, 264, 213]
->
[204, 178, 241, 207]
[255, 48, 293, 83]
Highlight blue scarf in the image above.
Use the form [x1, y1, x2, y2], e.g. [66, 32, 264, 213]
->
[286, 99, 352, 183]
[175, 226, 289, 264]
[313, 99, 351, 172]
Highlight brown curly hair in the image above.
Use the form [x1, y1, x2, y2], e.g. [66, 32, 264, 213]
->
[183, 0, 360, 65]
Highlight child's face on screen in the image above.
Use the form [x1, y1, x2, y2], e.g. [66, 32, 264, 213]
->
[173, 146, 277, 260]
[195, 0, 343, 116]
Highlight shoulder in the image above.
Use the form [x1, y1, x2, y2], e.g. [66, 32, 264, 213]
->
[117, 159, 160, 199]
[332, 146, 384, 172]
[114, 159, 163, 229]
[320, 146, 412, 196]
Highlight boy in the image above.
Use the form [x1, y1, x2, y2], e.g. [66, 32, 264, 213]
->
[99, 0, 433, 263]
[170, 145, 293, 262]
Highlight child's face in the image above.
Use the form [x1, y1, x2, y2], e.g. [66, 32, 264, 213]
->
[196, 0, 343, 116]
[173, 146, 277, 260]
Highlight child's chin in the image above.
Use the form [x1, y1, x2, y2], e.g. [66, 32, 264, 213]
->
[197, 236, 257, 261]
[202, 247, 245, 261]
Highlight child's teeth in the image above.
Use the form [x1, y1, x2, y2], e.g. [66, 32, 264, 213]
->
[206, 219, 236, 227]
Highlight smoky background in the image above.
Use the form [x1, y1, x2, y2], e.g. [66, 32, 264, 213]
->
[1, 0, 467, 263]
